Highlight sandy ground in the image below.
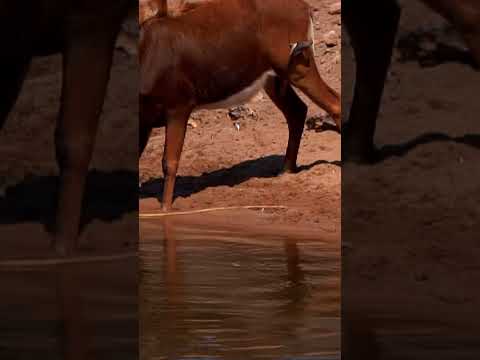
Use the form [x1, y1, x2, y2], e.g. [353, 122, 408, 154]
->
[0, 15, 138, 256]
[343, 2, 480, 358]
[139, 0, 342, 241]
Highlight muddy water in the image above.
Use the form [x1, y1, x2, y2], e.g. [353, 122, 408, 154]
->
[0, 259, 137, 359]
[140, 214, 340, 360]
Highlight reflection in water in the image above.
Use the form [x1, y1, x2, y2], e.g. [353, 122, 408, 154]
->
[0, 258, 137, 360]
[141, 217, 340, 360]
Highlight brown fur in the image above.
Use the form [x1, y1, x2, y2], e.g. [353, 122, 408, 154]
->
[139, 0, 341, 211]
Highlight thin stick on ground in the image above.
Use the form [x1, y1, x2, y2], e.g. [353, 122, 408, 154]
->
[139, 205, 289, 218]
[0, 252, 137, 269]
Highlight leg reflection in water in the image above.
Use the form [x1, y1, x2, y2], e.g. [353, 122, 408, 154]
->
[0, 256, 137, 360]
[55, 265, 91, 360]
[146, 217, 323, 359]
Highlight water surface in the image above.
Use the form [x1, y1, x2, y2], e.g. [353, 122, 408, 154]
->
[0, 257, 137, 359]
[140, 215, 340, 360]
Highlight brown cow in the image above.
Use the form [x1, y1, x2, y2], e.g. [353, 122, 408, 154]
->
[139, 0, 341, 211]
[0, 0, 135, 255]
[343, 0, 480, 162]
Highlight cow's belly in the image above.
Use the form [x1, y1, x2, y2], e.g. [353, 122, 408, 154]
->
[195, 70, 275, 111]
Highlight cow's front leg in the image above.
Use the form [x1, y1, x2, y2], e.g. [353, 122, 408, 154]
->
[343, 0, 401, 163]
[53, 31, 117, 256]
[161, 107, 191, 211]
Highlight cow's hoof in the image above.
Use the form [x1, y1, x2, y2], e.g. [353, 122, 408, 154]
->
[280, 166, 298, 175]
[161, 204, 172, 212]
[50, 238, 73, 257]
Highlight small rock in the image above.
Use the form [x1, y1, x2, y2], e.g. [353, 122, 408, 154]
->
[328, 2, 341, 15]
[187, 119, 198, 128]
[306, 115, 324, 130]
[324, 30, 338, 47]
[190, 112, 202, 120]
[228, 105, 257, 120]
[306, 114, 338, 132]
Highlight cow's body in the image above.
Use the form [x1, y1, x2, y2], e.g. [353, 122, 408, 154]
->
[0, 0, 135, 255]
[343, 0, 480, 162]
[139, 0, 341, 210]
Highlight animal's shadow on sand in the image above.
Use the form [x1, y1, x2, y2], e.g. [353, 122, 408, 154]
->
[0, 170, 138, 230]
[140, 154, 340, 200]
[369, 133, 480, 163]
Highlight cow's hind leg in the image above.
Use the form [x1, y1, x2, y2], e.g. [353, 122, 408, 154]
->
[287, 44, 341, 131]
[0, 58, 30, 129]
[422, 0, 480, 68]
[264, 75, 308, 173]
[343, 0, 401, 162]
[161, 107, 191, 211]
